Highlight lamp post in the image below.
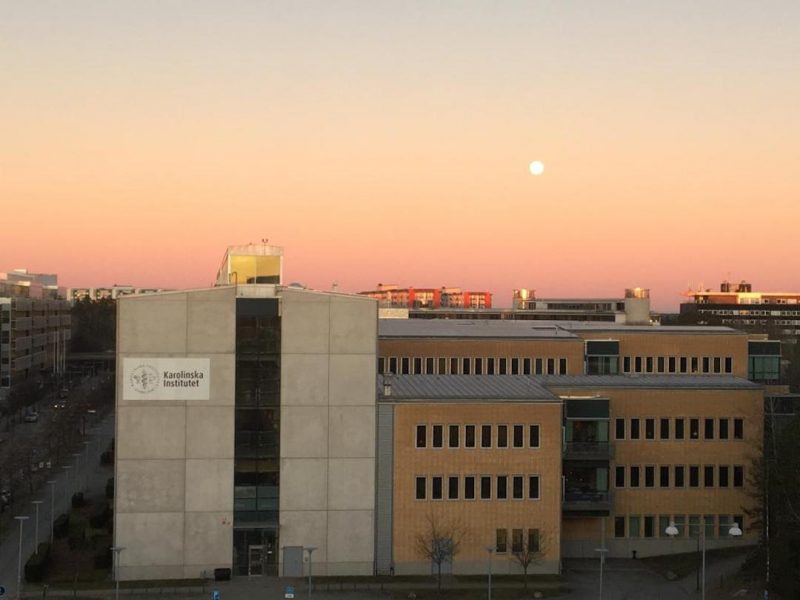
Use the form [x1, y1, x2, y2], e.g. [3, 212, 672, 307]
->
[666, 519, 742, 600]
[305, 546, 317, 600]
[111, 546, 125, 600]
[594, 547, 609, 599]
[47, 480, 56, 543]
[485, 545, 495, 600]
[32, 500, 44, 550]
[15, 515, 30, 599]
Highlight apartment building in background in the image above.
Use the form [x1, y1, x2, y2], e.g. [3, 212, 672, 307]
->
[359, 284, 492, 310]
[66, 285, 170, 302]
[0, 269, 71, 400]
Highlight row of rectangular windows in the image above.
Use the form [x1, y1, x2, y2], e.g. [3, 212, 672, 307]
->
[416, 424, 541, 449]
[379, 356, 568, 376]
[614, 417, 744, 441]
[495, 528, 541, 554]
[614, 514, 745, 539]
[622, 355, 733, 375]
[415, 474, 541, 501]
[614, 465, 744, 488]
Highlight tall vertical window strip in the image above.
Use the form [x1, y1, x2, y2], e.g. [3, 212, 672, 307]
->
[234, 299, 281, 575]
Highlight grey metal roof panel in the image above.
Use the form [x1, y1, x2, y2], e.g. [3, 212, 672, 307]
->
[538, 375, 761, 390]
[378, 375, 559, 401]
[378, 319, 580, 339]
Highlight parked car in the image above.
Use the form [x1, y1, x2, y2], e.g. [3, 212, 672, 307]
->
[1, 488, 13, 510]
[53, 399, 67, 409]
[24, 407, 39, 423]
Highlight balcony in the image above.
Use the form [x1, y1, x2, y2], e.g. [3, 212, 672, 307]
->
[563, 489, 612, 516]
[563, 441, 613, 461]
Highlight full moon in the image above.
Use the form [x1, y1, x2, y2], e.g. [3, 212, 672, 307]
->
[529, 160, 544, 176]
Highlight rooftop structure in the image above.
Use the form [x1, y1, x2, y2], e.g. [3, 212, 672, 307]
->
[215, 243, 283, 286]
[359, 283, 492, 309]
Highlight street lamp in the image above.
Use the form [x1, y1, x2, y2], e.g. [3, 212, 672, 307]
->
[485, 545, 495, 600]
[47, 480, 56, 543]
[32, 500, 44, 550]
[15, 515, 30, 599]
[594, 547, 609, 599]
[111, 546, 125, 600]
[665, 519, 742, 600]
[305, 546, 317, 600]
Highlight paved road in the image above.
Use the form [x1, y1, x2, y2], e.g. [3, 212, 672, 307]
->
[0, 411, 114, 599]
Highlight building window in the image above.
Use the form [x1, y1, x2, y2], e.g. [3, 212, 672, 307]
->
[511, 528, 524, 553]
[660, 466, 670, 487]
[660, 418, 670, 440]
[416, 425, 426, 448]
[497, 425, 508, 448]
[702, 357, 710, 373]
[659, 515, 671, 538]
[680, 357, 688, 373]
[448, 476, 459, 500]
[499, 358, 507, 375]
[496, 529, 507, 553]
[415, 477, 426, 500]
[462, 357, 471, 375]
[547, 358, 556, 375]
[414, 357, 422, 374]
[497, 476, 508, 500]
[704, 465, 715, 487]
[714, 357, 721, 373]
[528, 475, 540, 499]
[450, 357, 458, 374]
[645, 466, 655, 488]
[635, 357, 642, 373]
[630, 418, 641, 440]
[512, 476, 524, 499]
[523, 358, 532, 375]
[480, 476, 492, 499]
[615, 466, 625, 487]
[623, 357, 631, 373]
[690, 418, 700, 440]
[464, 476, 476, 499]
[734, 418, 744, 439]
[630, 466, 640, 488]
[691, 357, 699, 373]
[527, 529, 541, 552]
[401, 357, 410, 375]
[448, 425, 459, 448]
[559, 358, 568, 374]
[378, 357, 385, 373]
[689, 515, 701, 538]
[465, 425, 476, 448]
[438, 357, 447, 374]
[431, 476, 443, 500]
[535, 358, 543, 375]
[669, 356, 676, 373]
[719, 418, 729, 440]
[512, 425, 524, 448]
[734, 466, 744, 487]
[432, 425, 443, 448]
[529, 425, 540, 448]
[487, 358, 495, 375]
[646, 357, 654, 373]
[704, 418, 714, 440]
[689, 466, 700, 488]
[674, 465, 685, 488]
[657, 357, 665, 373]
[719, 465, 729, 487]
[645, 418, 655, 440]
[615, 418, 625, 440]
[481, 425, 492, 448]
[474, 357, 483, 375]
[511, 357, 520, 375]
[644, 516, 655, 538]
[614, 516, 626, 538]
[675, 418, 685, 440]
[725, 357, 733, 373]
[629, 516, 641, 538]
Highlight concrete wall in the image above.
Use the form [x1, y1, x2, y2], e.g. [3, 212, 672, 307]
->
[115, 287, 236, 580]
[279, 289, 378, 576]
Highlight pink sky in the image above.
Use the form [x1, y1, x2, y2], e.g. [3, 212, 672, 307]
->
[2, 2, 799, 311]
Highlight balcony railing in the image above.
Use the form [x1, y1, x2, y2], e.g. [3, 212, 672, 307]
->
[563, 441, 612, 460]
[563, 489, 612, 515]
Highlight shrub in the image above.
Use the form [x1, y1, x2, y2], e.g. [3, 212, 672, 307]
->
[53, 514, 70, 539]
[25, 543, 51, 582]
[90, 501, 112, 528]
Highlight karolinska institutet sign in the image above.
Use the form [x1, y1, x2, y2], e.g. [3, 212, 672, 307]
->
[122, 358, 210, 400]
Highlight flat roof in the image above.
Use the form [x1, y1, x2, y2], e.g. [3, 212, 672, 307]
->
[378, 319, 579, 340]
[378, 375, 558, 401]
[539, 375, 761, 390]
[379, 318, 740, 338]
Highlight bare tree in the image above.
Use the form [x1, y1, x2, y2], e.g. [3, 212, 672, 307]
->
[415, 512, 468, 593]
[511, 529, 547, 592]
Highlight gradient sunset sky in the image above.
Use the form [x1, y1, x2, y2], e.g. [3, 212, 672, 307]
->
[2, 1, 799, 310]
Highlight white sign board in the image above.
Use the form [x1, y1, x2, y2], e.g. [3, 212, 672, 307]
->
[122, 358, 210, 400]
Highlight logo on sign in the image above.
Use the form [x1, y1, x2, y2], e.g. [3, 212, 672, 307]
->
[129, 364, 160, 394]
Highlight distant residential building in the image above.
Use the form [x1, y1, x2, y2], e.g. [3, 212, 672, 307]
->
[359, 283, 492, 309]
[66, 285, 170, 302]
[0, 269, 71, 400]
[681, 280, 800, 338]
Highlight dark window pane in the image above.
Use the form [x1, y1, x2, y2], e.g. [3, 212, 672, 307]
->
[630, 466, 640, 487]
[448, 425, 459, 448]
[675, 418, 685, 440]
[432, 477, 442, 500]
[465, 477, 475, 499]
[481, 476, 492, 499]
[645, 418, 655, 440]
[528, 476, 540, 499]
[734, 466, 744, 487]
[631, 419, 640, 439]
[465, 425, 476, 448]
[675, 466, 685, 487]
[704, 465, 715, 487]
[615, 418, 625, 440]
[432, 425, 443, 448]
[512, 476, 523, 499]
[416, 477, 426, 500]
[719, 466, 729, 487]
[690, 466, 699, 487]
[660, 466, 669, 487]
[734, 419, 744, 439]
[448, 476, 459, 499]
[614, 516, 625, 538]
[719, 418, 729, 440]
[704, 418, 714, 440]
[690, 418, 699, 439]
[513, 425, 524, 448]
[497, 476, 508, 499]
[645, 466, 655, 487]
[529, 425, 540, 448]
[481, 425, 492, 448]
[416, 425, 426, 448]
[660, 418, 670, 439]
[615, 466, 625, 487]
[497, 425, 508, 448]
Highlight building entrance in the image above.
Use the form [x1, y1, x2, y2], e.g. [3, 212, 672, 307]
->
[234, 528, 279, 576]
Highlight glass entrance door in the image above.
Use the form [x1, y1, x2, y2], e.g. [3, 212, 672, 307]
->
[248, 545, 265, 576]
